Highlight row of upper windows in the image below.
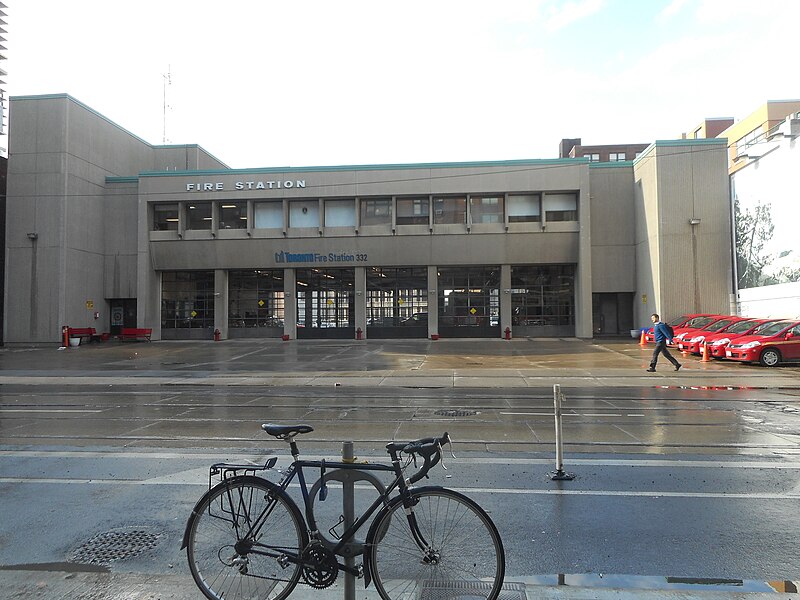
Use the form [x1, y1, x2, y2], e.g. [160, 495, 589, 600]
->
[151, 193, 579, 231]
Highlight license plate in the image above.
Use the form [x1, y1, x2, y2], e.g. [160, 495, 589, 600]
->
[678, 344, 684, 350]
[726, 351, 732, 357]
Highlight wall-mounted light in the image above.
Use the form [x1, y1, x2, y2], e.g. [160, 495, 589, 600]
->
[503, 289, 511, 294]
[26, 232, 38, 240]
[428, 290, 436, 295]
[355, 290, 363, 296]
[689, 218, 701, 226]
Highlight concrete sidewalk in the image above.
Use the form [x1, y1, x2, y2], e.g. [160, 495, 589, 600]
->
[0, 569, 791, 599]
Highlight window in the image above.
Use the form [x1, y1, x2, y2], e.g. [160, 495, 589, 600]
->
[544, 193, 578, 222]
[583, 153, 600, 162]
[296, 269, 354, 329]
[228, 270, 284, 328]
[366, 267, 428, 328]
[437, 267, 500, 330]
[609, 152, 626, 161]
[219, 202, 247, 229]
[360, 198, 392, 226]
[324, 199, 356, 227]
[187, 202, 212, 230]
[254, 201, 283, 229]
[161, 271, 214, 329]
[396, 197, 429, 225]
[153, 203, 178, 231]
[507, 194, 540, 223]
[470, 196, 504, 224]
[433, 196, 466, 224]
[289, 201, 319, 228]
[511, 265, 575, 327]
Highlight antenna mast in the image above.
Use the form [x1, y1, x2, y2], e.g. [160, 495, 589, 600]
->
[162, 65, 172, 143]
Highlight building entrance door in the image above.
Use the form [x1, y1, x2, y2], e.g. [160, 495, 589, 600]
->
[109, 299, 137, 336]
[592, 292, 633, 336]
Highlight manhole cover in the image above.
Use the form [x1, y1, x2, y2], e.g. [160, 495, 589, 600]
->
[70, 529, 161, 566]
[434, 409, 478, 417]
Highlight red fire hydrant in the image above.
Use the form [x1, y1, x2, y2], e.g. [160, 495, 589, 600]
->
[504, 327, 512, 340]
[356, 327, 363, 340]
[213, 328, 221, 342]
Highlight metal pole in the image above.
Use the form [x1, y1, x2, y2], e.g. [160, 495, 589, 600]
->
[550, 384, 575, 480]
[342, 441, 355, 600]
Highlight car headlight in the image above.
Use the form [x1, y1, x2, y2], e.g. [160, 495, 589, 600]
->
[675, 333, 687, 340]
[741, 341, 762, 349]
[711, 338, 730, 346]
[689, 335, 705, 343]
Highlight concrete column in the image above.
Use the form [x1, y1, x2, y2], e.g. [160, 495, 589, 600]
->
[284, 268, 297, 339]
[427, 265, 438, 338]
[575, 169, 594, 339]
[214, 269, 228, 339]
[355, 267, 367, 339]
[500, 264, 512, 336]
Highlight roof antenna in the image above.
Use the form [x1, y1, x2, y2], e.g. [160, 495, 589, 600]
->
[162, 65, 172, 144]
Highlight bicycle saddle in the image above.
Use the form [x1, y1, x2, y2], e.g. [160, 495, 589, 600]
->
[261, 423, 314, 438]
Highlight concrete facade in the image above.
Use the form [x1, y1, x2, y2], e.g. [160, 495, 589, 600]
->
[5, 94, 732, 343]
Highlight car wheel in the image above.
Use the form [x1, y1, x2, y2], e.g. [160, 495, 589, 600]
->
[759, 348, 781, 367]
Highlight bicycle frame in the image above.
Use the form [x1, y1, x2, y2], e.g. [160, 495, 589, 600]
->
[234, 455, 417, 577]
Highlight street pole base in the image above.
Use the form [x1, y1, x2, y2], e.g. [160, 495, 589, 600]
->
[549, 470, 575, 481]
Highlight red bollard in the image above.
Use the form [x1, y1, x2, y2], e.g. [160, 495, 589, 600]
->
[504, 327, 511, 340]
[356, 327, 363, 340]
[213, 328, 221, 342]
[62, 325, 69, 348]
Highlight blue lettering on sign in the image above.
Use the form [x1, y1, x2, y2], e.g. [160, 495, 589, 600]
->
[275, 251, 368, 264]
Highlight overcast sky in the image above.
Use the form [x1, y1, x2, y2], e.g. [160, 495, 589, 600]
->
[5, 0, 798, 169]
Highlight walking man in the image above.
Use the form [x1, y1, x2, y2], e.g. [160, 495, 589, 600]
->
[648, 313, 681, 372]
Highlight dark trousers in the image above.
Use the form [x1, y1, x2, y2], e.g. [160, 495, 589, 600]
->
[650, 341, 680, 369]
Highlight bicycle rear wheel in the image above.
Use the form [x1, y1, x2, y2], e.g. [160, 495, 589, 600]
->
[186, 476, 307, 600]
[369, 487, 505, 600]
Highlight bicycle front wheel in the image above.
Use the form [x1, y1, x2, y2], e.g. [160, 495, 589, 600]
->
[369, 488, 505, 600]
[186, 476, 307, 600]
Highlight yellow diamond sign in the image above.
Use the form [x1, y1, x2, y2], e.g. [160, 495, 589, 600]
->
[191, 310, 197, 318]
[258, 299, 265, 307]
[470, 307, 477, 315]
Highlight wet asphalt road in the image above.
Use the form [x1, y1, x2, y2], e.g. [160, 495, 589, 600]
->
[0, 338, 799, 595]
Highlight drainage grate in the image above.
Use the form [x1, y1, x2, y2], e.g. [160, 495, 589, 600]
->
[420, 580, 527, 600]
[434, 409, 479, 417]
[70, 529, 161, 566]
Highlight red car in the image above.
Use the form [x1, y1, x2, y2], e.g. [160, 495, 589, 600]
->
[705, 319, 781, 358]
[644, 313, 718, 343]
[670, 315, 731, 347]
[675, 316, 749, 355]
[725, 320, 800, 366]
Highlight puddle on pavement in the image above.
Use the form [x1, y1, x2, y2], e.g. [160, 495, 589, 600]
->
[515, 573, 798, 593]
[0, 561, 109, 573]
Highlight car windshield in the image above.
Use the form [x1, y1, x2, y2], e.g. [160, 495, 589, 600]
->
[754, 320, 795, 336]
[669, 315, 691, 326]
[705, 319, 735, 332]
[725, 320, 759, 334]
[687, 316, 715, 328]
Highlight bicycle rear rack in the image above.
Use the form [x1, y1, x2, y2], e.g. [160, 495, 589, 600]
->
[208, 457, 278, 489]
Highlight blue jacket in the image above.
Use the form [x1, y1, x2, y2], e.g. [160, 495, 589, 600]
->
[653, 321, 672, 343]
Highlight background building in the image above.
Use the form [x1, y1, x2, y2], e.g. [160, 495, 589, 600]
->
[559, 138, 649, 163]
[686, 100, 800, 319]
[4, 94, 732, 343]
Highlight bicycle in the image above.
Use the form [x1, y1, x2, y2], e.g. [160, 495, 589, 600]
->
[182, 423, 506, 600]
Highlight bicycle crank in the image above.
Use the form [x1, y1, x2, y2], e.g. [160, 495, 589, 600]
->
[301, 543, 339, 588]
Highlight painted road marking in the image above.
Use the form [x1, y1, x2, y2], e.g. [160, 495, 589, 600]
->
[2, 450, 800, 469]
[0, 476, 797, 500]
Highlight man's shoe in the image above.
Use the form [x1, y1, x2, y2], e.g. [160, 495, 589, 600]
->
[646, 368, 656, 372]
[675, 364, 682, 372]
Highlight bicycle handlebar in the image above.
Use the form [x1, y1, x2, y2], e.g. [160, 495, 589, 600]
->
[387, 432, 450, 485]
